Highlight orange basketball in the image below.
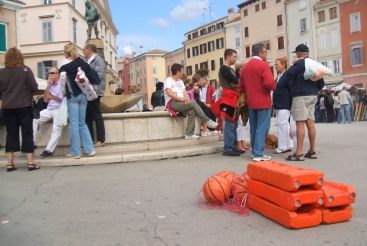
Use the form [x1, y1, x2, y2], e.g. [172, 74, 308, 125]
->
[233, 174, 249, 202]
[202, 175, 231, 204]
[216, 170, 239, 186]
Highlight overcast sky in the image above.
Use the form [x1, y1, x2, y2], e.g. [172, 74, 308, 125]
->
[109, 0, 243, 57]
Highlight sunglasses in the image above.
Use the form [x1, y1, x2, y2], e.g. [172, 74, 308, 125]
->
[49, 72, 57, 75]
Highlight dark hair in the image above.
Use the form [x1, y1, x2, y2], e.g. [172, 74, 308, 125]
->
[115, 88, 124, 95]
[156, 82, 164, 90]
[85, 42, 97, 53]
[224, 49, 237, 60]
[171, 63, 183, 75]
[252, 42, 267, 57]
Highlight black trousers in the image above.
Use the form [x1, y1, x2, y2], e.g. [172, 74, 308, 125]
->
[2, 107, 34, 153]
[325, 105, 334, 123]
[86, 96, 105, 142]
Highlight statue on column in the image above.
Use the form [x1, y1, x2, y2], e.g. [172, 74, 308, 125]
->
[85, 0, 100, 39]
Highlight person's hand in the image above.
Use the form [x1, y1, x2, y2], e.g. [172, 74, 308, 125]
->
[184, 100, 190, 104]
[231, 83, 238, 88]
[206, 104, 211, 108]
[292, 58, 301, 65]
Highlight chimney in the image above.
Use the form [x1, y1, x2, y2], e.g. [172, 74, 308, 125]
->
[140, 45, 144, 54]
[228, 8, 234, 14]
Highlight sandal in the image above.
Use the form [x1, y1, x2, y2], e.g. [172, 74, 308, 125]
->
[7, 165, 17, 172]
[28, 164, 41, 171]
[285, 153, 305, 161]
[304, 151, 317, 159]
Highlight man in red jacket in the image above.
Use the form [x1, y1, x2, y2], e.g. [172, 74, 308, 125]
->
[239, 42, 276, 162]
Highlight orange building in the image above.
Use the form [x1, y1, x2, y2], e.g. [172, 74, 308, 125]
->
[340, 0, 367, 88]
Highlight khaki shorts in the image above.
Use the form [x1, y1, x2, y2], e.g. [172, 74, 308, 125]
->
[291, 96, 317, 121]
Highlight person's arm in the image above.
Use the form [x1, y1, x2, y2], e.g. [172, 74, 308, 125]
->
[93, 57, 106, 80]
[220, 66, 238, 84]
[166, 88, 186, 102]
[81, 62, 100, 85]
[262, 64, 276, 91]
[316, 78, 325, 92]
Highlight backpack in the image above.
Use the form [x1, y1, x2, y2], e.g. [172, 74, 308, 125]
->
[35, 96, 48, 111]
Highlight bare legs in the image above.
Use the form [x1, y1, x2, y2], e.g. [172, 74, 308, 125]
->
[295, 118, 316, 155]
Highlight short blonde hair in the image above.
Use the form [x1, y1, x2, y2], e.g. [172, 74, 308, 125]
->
[235, 60, 246, 72]
[63, 42, 78, 60]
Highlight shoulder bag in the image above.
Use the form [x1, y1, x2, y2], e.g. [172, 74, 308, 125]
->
[24, 66, 40, 119]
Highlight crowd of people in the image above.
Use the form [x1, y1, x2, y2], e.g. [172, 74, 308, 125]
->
[0, 43, 106, 171]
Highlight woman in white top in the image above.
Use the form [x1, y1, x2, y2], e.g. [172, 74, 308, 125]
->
[333, 91, 341, 123]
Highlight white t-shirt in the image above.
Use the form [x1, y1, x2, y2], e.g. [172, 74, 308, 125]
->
[164, 77, 185, 107]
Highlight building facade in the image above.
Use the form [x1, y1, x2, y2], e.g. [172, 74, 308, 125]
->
[18, 0, 119, 94]
[0, 0, 26, 65]
[163, 47, 184, 78]
[340, 0, 367, 88]
[128, 49, 169, 107]
[224, 8, 242, 60]
[314, 0, 343, 85]
[183, 16, 227, 86]
[238, 0, 288, 75]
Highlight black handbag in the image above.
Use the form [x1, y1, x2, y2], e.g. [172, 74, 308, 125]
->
[24, 66, 40, 119]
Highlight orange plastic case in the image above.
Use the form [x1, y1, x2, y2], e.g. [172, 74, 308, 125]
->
[247, 179, 324, 211]
[321, 205, 353, 224]
[321, 180, 356, 207]
[247, 194, 322, 229]
[247, 161, 324, 191]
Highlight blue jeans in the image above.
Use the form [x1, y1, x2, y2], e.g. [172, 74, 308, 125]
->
[223, 118, 237, 153]
[340, 104, 351, 124]
[335, 108, 341, 123]
[248, 108, 271, 158]
[320, 109, 326, 123]
[67, 93, 95, 156]
[314, 105, 320, 123]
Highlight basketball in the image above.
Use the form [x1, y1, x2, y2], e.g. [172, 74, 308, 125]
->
[202, 175, 231, 204]
[216, 170, 239, 186]
[233, 174, 249, 202]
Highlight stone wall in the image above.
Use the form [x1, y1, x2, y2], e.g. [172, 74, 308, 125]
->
[0, 111, 202, 147]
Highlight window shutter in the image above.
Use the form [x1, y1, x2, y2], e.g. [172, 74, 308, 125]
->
[43, 23, 47, 42]
[0, 24, 6, 52]
[52, 60, 58, 68]
[38, 62, 45, 79]
[48, 22, 52, 42]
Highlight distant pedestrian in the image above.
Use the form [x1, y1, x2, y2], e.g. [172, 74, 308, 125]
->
[338, 87, 351, 124]
[151, 82, 165, 111]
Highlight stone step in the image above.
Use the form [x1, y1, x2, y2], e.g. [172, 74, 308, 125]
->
[0, 140, 223, 167]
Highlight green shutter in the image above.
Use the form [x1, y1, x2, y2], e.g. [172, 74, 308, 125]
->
[0, 24, 6, 52]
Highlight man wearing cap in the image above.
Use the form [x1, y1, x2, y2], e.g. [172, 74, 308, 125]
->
[286, 44, 325, 161]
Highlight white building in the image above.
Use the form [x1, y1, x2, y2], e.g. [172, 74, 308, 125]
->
[224, 8, 242, 60]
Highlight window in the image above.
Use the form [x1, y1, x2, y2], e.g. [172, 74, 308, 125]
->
[319, 33, 326, 49]
[262, 2, 266, 10]
[243, 9, 248, 17]
[235, 37, 241, 48]
[144, 67, 146, 74]
[130, 73, 133, 80]
[209, 25, 215, 32]
[235, 25, 240, 33]
[211, 60, 215, 71]
[277, 15, 282, 27]
[188, 34, 191, 40]
[350, 43, 363, 66]
[193, 46, 199, 56]
[42, 21, 52, 42]
[200, 43, 207, 54]
[277, 36, 284, 50]
[330, 30, 339, 47]
[37, 60, 57, 79]
[72, 0, 75, 7]
[329, 7, 337, 20]
[245, 46, 250, 58]
[72, 20, 77, 44]
[350, 13, 361, 32]
[193, 31, 198, 38]
[219, 57, 224, 66]
[144, 78, 147, 87]
[154, 78, 159, 85]
[300, 18, 307, 32]
[244, 27, 249, 38]
[186, 66, 192, 76]
[140, 79, 143, 87]
[333, 59, 341, 74]
[0, 24, 7, 52]
[276, 0, 281, 3]
[153, 66, 157, 74]
[136, 71, 139, 78]
[318, 11, 325, 23]
[167, 65, 170, 76]
[187, 48, 190, 58]
[200, 62, 208, 69]
[140, 68, 142, 76]
[237, 53, 242, 60]
[43, 0, 52, 4]
[208, 41, 215, 52]
[152, 56, 157, 60]
[255, 4, 260, 12]
[216, 38, 224, 49]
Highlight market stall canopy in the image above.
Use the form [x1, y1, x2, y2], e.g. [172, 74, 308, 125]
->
[330, 83, 352, 91]
[36, 77, 47, 90]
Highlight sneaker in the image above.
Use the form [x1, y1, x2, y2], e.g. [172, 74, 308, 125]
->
[83, 151, 96, 157]
[212, 130, 221, 134]
[206, 119, 218, 129]
[222, 151, 241, 156]
[252, 155, 272, 162]
[201, 131, 212, 137]
[66, 154, 81, 159]
[233, 149, 246, 154]
[40, 150, 52, 157]
[185, 135, 200, 140]
[94, 141, 106, 147]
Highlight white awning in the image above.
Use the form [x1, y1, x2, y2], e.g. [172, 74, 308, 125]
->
[35, 77, 47, 90]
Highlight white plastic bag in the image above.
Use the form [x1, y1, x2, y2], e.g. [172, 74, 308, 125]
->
[304, 58, 332, 81]
[289, 115, 297, 140]
[55, 97, 68, 127]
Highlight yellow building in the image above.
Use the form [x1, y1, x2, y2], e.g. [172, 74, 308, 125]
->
[163, 47, 184, 78]
[18, 0, 119, 95]
[128, 49, 169, 107]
